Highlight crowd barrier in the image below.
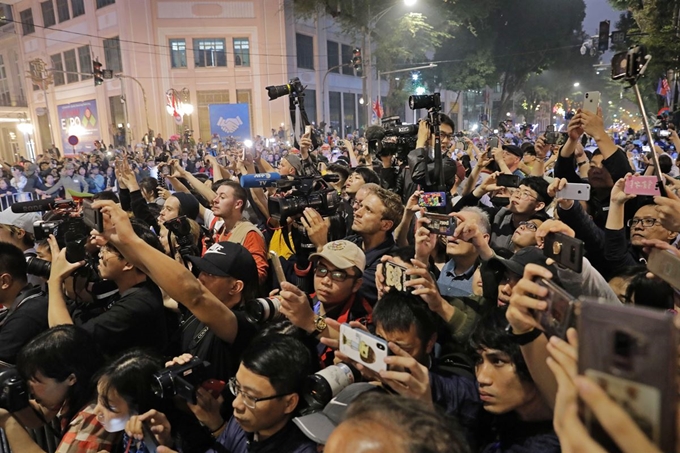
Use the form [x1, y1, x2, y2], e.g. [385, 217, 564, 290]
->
[0, 193, 35, 212]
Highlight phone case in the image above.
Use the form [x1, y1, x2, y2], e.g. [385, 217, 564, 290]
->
[583, 91, 601, 114]
[496, 174, 521, 188]
[543, 232, 584, 273]
[339, 324, 390, 373]
[418, 192, 447, 207]
[646, 249, 680, 290]
[424, 213, 455, 236]
[534, 278, 576, 339]
[624, 176, 661, 196]
[201, 379, 226, 399]
[578, 301, 677, 452]
[556, 183, 591, 201]
[383, 261, 411, 293]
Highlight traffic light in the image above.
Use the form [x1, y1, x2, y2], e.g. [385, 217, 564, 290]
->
[598, 20, 610, 52]
[93, 60, 103, 86]
[352, 48, 362, 74]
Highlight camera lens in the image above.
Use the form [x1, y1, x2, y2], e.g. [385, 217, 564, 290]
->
[302, 363, 360, 413]
[151, 371, 175, 398]
[244, 297, 283, 324]
[26, 256, 51, 279]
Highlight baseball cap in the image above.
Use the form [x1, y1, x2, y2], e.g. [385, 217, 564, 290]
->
[185, 242, 257, 281]
[0, 209, 41, 235]
[293, 383, 382, 444]
[487, 246, 557, 279]
[502, 144, 523, 158]
[310, 240, 366, 273]
[284, 154, 303, 174]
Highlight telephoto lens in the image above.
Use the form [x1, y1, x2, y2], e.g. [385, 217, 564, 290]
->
[244, 297, 285, 324]
[26, 256, 51, 279]
[408, 93, 441, 111]
[301, 362, 361, 414]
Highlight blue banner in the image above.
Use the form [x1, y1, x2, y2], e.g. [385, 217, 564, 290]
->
[209, 103, 251, 140]
[57, 99, 101, 153]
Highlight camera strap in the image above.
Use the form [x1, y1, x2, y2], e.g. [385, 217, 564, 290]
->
[0, 286, 44, 328]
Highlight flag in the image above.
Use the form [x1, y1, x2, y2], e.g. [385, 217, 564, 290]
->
[662, 78, 672, 105]
[372, 96, 383, 120]
[657, 78, 666, 96]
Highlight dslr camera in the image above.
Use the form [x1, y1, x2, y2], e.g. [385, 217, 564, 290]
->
[0, 369, 29, 413]
[244, 296, 284, 325]
[266, 77, 305, 101]
[151, 357, 209, 405]
[164, 216, 198, 257]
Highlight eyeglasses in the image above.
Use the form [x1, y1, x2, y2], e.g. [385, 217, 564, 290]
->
[440, 133, 454, 140]
[98, 247, 122, 260]
[314, 264, 360, 282]
[517, 221, 538, 232]
[509, 188, 538, 201]
[228, 377, 289, 409]
[627, 218, 660, 228]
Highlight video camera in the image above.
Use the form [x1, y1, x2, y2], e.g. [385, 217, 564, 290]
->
[151, 356, 209, 405]
[367, 117, 419, 159]
[268, 174, 340, 223]
[266, 77, 305, 101]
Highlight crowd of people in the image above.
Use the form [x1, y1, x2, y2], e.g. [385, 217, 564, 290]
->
[0, 103, 678, 453]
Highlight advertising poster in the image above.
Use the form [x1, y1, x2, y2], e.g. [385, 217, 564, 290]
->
[208, 103, 251, 140]
[57, 99, 101, 153]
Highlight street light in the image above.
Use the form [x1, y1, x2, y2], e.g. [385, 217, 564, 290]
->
[573, 82, 580, 87]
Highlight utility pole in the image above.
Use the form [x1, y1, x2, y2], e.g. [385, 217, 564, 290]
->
[27, 58, 55, 148]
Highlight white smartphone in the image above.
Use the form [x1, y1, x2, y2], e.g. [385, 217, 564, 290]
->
[583, 91, 601, 114]
[339, 323, 391, 374]
[556, 182, 591, 201]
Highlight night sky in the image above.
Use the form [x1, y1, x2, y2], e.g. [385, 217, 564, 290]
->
[583, 0, 621, 36]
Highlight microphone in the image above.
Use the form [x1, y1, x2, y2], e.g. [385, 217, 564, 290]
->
[11, 198, 61, 213]
[240, 173, 282, 189]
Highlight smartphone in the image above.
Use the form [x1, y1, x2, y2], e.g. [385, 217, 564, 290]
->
[534, 278, 576, 339]
[305, 125, 312, 135]
[543, 232, 584, 273]
[642, 145, 652, 153]
[81, 198, 103, 232]
[383, 261, 412, 293]
[646, 248, 680, 290]
[659, 130, 671, 138]
[161, 165, 170, 176]
[496, 174, 521, 189]
[339, 323, 391, 374]
[583, 91, 601, 114]
[337, 139, 345, 147]
[624, 175, 661, 196]
[578, 301, 678, 452]
[269, 250, 287, 286]
[201, 379, 226, 399]
[418, 192, 447, 207]
[556, 183, 591, 201]
[423, 212, 456, 236]
[488, 137, 499, 149]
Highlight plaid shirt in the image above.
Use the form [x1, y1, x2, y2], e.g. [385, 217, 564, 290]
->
[56, 403, 120, 453]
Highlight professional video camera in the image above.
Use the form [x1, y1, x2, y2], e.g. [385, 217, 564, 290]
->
[151, 356, 210, 405]
[367, 116, 419, 159]
[0, 369, 29, 413]
[164, 216, 198, 258]
[268, 174, 340, 223]
[266, 77, 305, 101]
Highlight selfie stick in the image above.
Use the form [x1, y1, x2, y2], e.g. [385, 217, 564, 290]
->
[627, 54, 668, 197]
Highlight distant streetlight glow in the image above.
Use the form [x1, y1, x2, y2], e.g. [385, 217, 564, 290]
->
[573, 82, 580, 87]
[244, 139, 253, 148]
[412, 73, 419, 81]
[359, 97, 365, 105]
[415, 87, 426, 95]
[404, 0, 417, 6]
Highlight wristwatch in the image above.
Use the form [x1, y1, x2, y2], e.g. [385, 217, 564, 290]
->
[313, 315, 327, 335]
[508, 327, 542, 345]
[576, 160, 588, 167]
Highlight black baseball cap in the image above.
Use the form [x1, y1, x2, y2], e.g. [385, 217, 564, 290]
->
[487, 246, 557, 279]
[502, 144, 524, 158]
[186, 242, 257, 282]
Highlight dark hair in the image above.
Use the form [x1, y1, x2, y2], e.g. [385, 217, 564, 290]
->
[97, 350, 164, 415]
[241, 334, 313, 397]
[437, 113, 456, 134]
[0, 242, 27, 283]
[608, 265, 647, 281]
[106, 219, 164, 259]
[213, 179, 248, 212]
[352, 167, 380, 186]
[373, 291, 438, 349]
[625, 272, 674, 309]
[326, 164, 350, 185]
[469, 308, 532, 383]
[521, 176, 552, 206]
[17, 326, 104, 424]
[344, 393, 469, 453]
[93, 191, 120, 204]
[140, 177, 160, 199]
[658, 154, 673, 174]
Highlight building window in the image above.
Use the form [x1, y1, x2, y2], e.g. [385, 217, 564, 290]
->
[305, 88, 316, 124]
[104, 36, 123, 72]
[0, 55, 9, 106]
[71, 0, 84, 17]
[296, 34, 314, 70]
[343, 92, 356, 132]
[56, 0, 69, 22]
[0, 4, 13, 27]
[78, 45, 91, 80]
[327, 41, 339, 73]
[20, 9, 35, 35]
[341, 45, 354, 76]
[51, 54, 65, 86]
[193, 38, 226, 67]
[233, 38, 250, 67]
[40, 2, 55, 27]
[96, 0, 114, 8]
[169, 39, 186, 68]
[63, 49, 78, 83]
[329, 91, 341, 131]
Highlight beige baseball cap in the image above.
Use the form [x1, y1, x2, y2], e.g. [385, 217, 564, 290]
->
[310, 240, 366, 272]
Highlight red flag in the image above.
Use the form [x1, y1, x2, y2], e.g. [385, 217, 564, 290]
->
[373, 96, 383, 119]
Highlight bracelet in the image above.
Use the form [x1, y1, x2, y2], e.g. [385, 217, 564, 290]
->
[210, 419, 227, 437]
[508, 327, 542, 345]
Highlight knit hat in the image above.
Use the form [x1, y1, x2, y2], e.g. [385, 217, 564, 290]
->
[171, 192, 200, 220]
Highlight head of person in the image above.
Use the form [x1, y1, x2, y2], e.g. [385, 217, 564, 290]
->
[0, 211, 39, 252]
[508, 176, 551, 216]
[590, 149, 604, 169]
[659, 154, 673, 175]
[344, 167, 380, 197]
[373, 291, 438, 366]
[93, 350, 164, 432]
[488, 246, 556, 306]
[187, 242, 258, 307]
[310, 240, 365, 308]
[447, 207, 490, 259]
[522, 146, 537, 165]
[78, 166, 87, 176]
[326, 163, 350, 193]
[0, 242, 28, 304]
[232, 334, 313, 438]
[425, 114, 456, 151]
[90, 165, 100, 175]
[182, 151, 189, 160]
[511, 217, 544, 251]
[98, 220, 164, 283]
[624, 271, 674, 310]
[18, 326, 104, 422]
[211, 180, 248, 219]
[139, 177, 159, 202]
[64, 163, 75, 177]
[501, 145, 523, 170]
[352, 187, 403, 237]
[158, 192, 200, 224]
[324, 392, 468, 453]
[608, 265, 646, 304]
[11, 166, 23, 178]
[628, 203, 678, 248]
[470, 308, 541, 418]
[351, 183, 380, 213]
[45, 174, 55, 185]
[278, 154, 302, 176]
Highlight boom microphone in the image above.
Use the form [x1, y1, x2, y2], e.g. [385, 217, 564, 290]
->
[240, 173, 282, 189]
[11, 198, 60, 213]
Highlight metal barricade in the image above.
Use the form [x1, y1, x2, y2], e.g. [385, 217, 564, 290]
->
[0, 192, 34, 213]
[0, 423, 59, 453]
